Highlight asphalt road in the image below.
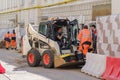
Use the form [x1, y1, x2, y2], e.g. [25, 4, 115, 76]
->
[0, 49, 99, 80]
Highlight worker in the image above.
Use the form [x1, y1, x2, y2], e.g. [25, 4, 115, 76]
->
[54, 27, 63, 48]
[90, 25, 97, 53]
[56, 17, 59, 20]
[78, 25, 92, 56]
[11, 30, 16, 50]
[4, 31, 11, 50]
[51, 17, 55, 23]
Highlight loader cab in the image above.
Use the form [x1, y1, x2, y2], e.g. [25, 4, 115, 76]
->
[70, 19, 79, 46]
[38, 19, 79, 51]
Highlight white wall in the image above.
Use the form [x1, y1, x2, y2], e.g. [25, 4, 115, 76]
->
[41, 0, 111, 23]
[112, 0, 120, 14]
[0, 0, 111, 28]
[40, 0, 67, 6]
[0, 0, 39, 28]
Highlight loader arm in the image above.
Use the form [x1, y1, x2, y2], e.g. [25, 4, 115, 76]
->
[23, 24, 61, 56]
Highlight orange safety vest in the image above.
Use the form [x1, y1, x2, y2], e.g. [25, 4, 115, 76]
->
[4, 33, 11, 38]
[4, 33, 11, 41]
[78, 29, 92, 44]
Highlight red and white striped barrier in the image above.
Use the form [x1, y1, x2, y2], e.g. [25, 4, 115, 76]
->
[0, 63, 5, 74]
[81, 53, 120, 80]
[102, 56, 120, 80]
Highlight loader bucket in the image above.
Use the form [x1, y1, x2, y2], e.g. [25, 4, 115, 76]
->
[54, 55, 85, 68]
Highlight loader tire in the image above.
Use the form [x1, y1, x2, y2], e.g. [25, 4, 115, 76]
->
[42, 50, 54, 68]
[27, 49, 41, 67]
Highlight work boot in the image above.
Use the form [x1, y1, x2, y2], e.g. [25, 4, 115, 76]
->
[77, 53, 84, 60]
[75, 51, 84, 60]
[14, 48, 17, 50]
[6, 48, 9, 50]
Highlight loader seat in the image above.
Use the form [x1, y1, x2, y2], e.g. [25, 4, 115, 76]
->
[52, 19, 71, 50]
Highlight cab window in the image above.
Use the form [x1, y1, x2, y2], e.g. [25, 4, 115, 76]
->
[39, 23, 47, 36]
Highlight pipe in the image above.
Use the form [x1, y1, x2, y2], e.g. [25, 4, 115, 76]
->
[0, 0, 76, 14]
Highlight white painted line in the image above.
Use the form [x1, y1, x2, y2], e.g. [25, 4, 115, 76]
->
[0, 60, 51, 80]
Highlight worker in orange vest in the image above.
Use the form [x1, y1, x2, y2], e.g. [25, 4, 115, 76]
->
[78, 25, 92, 56]
[11, 30, 16, 50]
[4, 31, 11, 50]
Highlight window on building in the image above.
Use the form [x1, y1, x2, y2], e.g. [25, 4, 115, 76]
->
[31, 0, 35, 4]
[21, 0, 25, 6]
[44, 0, 47, 4]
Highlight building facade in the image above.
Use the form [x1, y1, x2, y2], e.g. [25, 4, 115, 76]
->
[0, 0, 40, 28]
[0, 0, 111, 28]
[112, 0, 120, 15]
[41, 0, 111, 24]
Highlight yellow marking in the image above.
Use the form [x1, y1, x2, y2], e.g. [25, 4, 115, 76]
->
[0, 0, 76, 14]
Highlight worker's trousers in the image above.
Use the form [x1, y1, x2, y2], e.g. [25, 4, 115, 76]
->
[5, 41, 10, 49]
[11, 40, 16, 49]
[79, 41, 91, 56]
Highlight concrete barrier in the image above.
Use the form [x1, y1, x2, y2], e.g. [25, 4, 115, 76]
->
[81, 53, 106, 78]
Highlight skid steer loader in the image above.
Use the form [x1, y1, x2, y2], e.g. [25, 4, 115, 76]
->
[24, 19, 85, 68]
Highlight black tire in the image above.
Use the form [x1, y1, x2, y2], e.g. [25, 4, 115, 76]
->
[27, 49, 41, 67]
[42, 50, 54, 68]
